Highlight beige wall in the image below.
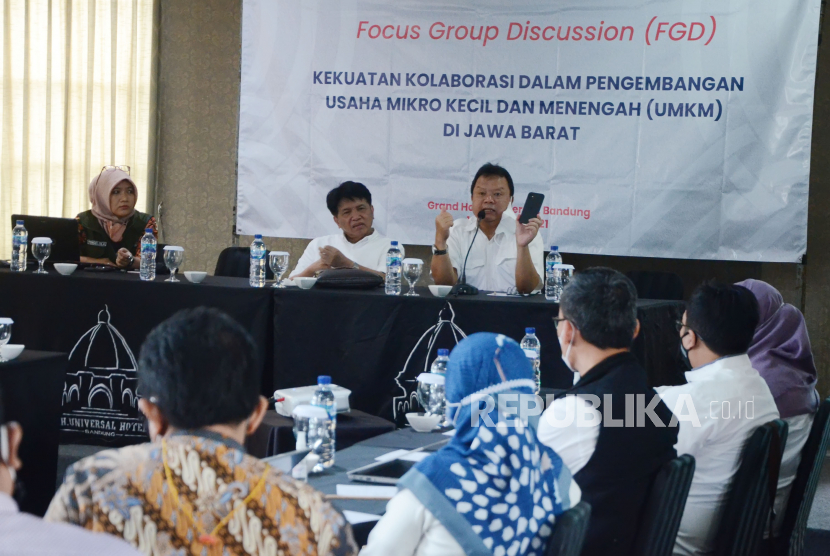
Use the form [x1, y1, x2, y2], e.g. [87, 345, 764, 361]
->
[156, 0, 826, 393]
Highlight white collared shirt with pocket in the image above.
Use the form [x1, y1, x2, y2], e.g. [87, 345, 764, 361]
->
[446, 212, 544, 292]
[291, 229, 401, 277]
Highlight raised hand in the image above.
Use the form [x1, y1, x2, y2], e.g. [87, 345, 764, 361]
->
[516, 216, 542, 247]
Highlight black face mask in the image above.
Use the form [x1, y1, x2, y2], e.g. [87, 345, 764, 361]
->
[679, 332, 692, 370]
[11, 476, 26, 507]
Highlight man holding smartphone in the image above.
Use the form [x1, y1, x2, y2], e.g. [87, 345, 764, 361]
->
[430, 163, 544, 294]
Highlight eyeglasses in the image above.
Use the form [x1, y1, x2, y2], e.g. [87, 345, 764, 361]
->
[553, 317, 567, 330]
[675, 320, 688, 334]
[92, 165, 131, 193]
[103, 165, 130, 174]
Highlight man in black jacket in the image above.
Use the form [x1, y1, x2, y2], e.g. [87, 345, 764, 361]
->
[537, 267, 678, 556]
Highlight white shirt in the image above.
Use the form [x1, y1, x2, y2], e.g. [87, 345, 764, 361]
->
[446, 212, 544, 292]
[360, 489, 464, 556]
[537, 394, 601, 474]
[290, 229, 400, 277]
[655, 355, 780, 556]
[0, 492, 140, 555]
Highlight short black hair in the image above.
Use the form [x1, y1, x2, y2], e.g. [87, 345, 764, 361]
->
[326, 181, 372, 216]
[470, 163, 514, 197]
[560, 267, 639, 349]
[138, 307, 261, 430]
[685, 281, 760, 357]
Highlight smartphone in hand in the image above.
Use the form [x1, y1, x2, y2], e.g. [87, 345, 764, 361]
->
[519, 192, 545, 224]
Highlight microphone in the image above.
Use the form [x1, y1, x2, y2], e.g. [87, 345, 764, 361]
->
[452, 209, 486, 296]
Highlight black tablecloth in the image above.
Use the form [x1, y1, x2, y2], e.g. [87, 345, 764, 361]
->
[0, 270, 684, 441]
[0, 350, 67, 516]
[272, 287, 685, 422]
[246, 409, 395, 457]
[0, 270, 273, 445]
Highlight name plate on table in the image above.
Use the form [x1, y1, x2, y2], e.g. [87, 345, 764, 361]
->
[60, 307, 147, 445]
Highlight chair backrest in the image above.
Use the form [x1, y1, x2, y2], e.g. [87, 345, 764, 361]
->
[625, 271, 685, 300]
[776, 398, 830, 556]
[714, 420, 787, 556]
[631, 454, 696, 556]
[214, 246, 274, 279]
[546, 501, 591, 556]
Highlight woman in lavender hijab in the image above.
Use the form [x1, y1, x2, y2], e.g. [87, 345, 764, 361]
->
[736, 279, 820, 534]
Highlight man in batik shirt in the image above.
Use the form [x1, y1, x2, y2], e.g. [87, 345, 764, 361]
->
[46, 307, 356, 556]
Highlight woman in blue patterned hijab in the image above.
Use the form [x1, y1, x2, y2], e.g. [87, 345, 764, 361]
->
[362, 332, 580, 556]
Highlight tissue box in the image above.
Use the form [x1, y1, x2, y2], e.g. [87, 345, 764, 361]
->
[273, 384, 352, 417]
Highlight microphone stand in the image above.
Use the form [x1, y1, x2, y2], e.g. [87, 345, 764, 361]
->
[451, 211, 485, 296]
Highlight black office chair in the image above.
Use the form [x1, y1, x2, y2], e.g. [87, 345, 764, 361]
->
[775, 398, 830, 556]
[714, 419, 788, 556]
[632, 454, 696, 556]
[546, 501, 591, 556]
[214, 246, 274, 279]
[626, 271, 685, 301]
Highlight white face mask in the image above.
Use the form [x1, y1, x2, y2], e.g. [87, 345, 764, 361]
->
[0, 425, 15, 484]
[558, 326, 578, 383]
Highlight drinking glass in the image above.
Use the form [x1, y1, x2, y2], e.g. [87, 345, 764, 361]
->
[32, 238, 52, 274]
[269, 251, 290, 288]
[416, 373, 446, 417]
[402, 258, 423, 296]
[0, 318, 12, 363]
[163, 246, 184, 282]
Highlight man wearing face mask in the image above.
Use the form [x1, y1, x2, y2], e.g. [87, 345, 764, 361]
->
[430, 163, 544, 294]
[655, 282, 778, 556]
[46, 308, 357, 556]
[291, 181, 399, 278]
[0, 386, 139, 555]
[537, 267, 678, 556]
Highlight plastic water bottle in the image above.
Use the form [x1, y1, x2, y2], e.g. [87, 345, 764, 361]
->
[139, 228, 156, 281]
[249, 234, 266, 287]
[385, 241, 402, 295]
[430, 349, 449, 375]
[430, 349, 450, 424]
[545, 246, 563, 301]
[521, 328, 541, 394]
[11, 221, 27, 272]
[311, 375, 336, 470]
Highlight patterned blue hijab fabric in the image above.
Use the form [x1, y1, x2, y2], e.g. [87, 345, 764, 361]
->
[402, 333, 580, 556]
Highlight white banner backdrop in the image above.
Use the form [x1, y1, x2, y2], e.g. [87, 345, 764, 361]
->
[238, 0, 819, 262]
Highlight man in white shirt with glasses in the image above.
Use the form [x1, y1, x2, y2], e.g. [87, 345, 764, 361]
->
[655, 281, 779, 556]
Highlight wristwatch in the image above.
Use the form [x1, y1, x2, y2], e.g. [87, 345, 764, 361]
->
[126, 253, 135, 267]
[432, 245, 448, 256]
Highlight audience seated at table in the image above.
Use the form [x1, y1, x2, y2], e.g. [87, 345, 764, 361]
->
[77, 166, 157, 269]
[656, 281, 779, 555]
[46, 307, 357, 556]
[361, 332, 581, 556]
[430, 163, 544, 294]
[0, 386, 140, 555]
[537, 267, 678, 556]
[291, 181, 399, 278]
[736, 278, 820, 535]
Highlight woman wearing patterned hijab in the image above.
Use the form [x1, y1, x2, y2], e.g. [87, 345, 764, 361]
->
[76, 166, 156, 268]
[736, 279, 820, 534]
[361, 333, 580, 556]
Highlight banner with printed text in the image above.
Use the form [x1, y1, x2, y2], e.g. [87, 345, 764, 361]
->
[238, 0, 819, 262]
